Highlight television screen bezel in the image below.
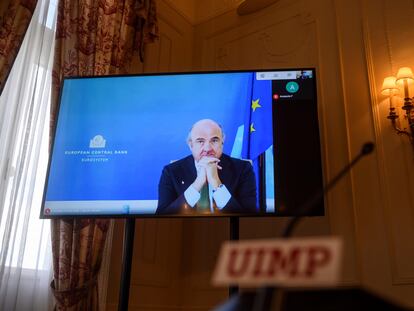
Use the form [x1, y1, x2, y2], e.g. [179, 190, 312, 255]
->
[40, 67, 324, 219]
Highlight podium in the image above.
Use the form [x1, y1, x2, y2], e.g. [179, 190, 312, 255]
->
[212, 143, 394, 311]
[214, 287, 410, 311]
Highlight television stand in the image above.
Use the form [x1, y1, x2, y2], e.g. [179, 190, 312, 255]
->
[117, 216, 240, 310]
[229, 216, 239, 297]
[118, 218, 135, 311]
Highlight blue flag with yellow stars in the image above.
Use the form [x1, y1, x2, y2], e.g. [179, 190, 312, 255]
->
[242, 76, 273, 160]
[241, 75, 272, 210]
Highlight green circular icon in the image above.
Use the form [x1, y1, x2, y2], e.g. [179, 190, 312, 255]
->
[286, 81, 299, 93]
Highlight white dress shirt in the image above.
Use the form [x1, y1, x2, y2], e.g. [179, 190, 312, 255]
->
[183, 162, 231, 212]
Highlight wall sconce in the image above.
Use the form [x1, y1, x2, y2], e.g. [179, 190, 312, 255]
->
[382, 67, 414, 150]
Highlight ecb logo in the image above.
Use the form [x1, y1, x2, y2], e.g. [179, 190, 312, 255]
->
[90, 135, 106, 148]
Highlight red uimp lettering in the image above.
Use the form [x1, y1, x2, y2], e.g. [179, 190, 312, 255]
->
[267, 247, 302, 277]
[252, 248, 266, 276]
[305, 246, 331, 277]
[227, 248, 252, 277]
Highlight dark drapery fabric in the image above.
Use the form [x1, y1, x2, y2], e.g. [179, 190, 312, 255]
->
[0, 0, 38, 95]
[50, 1, 158, 309]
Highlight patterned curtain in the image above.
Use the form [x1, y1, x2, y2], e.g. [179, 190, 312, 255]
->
[50, 1, 158, 310]
[0, 0, 38, 95]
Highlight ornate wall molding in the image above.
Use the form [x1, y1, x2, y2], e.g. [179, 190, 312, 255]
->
[195, 0, 361, 286]
[361, 0, 414, 285]
[204, 7, 317, 69]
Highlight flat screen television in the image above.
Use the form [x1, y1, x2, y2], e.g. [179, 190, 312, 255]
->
[40, 68, 324, 218]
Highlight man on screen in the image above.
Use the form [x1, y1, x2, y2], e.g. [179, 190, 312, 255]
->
[156, 119, 257, 215]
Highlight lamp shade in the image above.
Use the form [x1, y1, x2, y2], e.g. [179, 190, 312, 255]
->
[381, 76, 399, 95]
[395, 67, 414, 85]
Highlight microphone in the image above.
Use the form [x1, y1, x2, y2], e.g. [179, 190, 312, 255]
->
[282, 142, 375, 237]
[251, 142, 375, 311]
[361, 142, 375, 155]
[213, 142, 375, 311]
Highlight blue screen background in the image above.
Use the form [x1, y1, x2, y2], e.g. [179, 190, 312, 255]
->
[46, 73, 261, 201]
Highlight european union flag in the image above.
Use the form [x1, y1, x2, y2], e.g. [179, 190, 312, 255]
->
[241, 75, 272, 209]
[249, 77, 273, 158]
[242, 76, 272, 160]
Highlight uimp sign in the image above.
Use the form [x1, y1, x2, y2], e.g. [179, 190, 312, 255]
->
[212, 237, 342, 287]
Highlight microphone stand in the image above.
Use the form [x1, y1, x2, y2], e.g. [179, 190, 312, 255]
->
[251, 142, 375, 311]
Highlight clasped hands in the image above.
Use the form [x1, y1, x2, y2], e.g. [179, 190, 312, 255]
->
[192, 156, 222, 192]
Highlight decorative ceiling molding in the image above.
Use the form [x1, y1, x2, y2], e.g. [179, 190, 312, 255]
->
[237, 0, 280, 15]
[162, 0, 196, 24]
[162, 0, 245, 25]
[196, 0, 244, 24]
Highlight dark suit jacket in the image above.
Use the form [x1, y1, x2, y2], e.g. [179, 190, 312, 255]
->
[156, 154, 257, 215]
